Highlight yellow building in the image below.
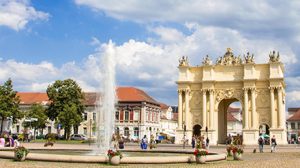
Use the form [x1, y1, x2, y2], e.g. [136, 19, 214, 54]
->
[176, 49, 287, 145]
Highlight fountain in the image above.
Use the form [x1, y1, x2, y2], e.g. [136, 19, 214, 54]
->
[95, 40, 117, 154]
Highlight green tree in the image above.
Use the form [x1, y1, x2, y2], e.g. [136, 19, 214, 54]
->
[0, 79, 22, 133]
[46, 79, 85, 139]
[23, 103, 48, 138]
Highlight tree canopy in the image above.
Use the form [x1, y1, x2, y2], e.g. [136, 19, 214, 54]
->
[46, 79, 85, 139]
[23, 103, 48, 136]
[0, 79, 22, 133]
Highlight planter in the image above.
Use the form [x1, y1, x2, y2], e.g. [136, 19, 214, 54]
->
[14, 151, 26, 161]
[195, 156, 206, 164]
[109, 155, 121, 165]
[233, 153, 242, 160]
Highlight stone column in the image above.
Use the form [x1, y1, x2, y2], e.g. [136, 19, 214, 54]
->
[178, 89, 183, 129]
[209, 90, 214, 129]
[250, 88, 257, 129]
[185, 89, 190, 129]
[202, 90, 207, 128]
[243, 88, 249, 129]
[277, 87, 283, 128]
[270, 87, 275, 128]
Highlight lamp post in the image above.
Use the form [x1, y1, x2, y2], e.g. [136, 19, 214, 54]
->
[89, 118, 92, 146]
[138, 121, 141, 141]
[183, 122, 186, 149]
[205, 126, 208, 140]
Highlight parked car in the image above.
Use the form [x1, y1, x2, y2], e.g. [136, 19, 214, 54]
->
[70, 134, 88, 140]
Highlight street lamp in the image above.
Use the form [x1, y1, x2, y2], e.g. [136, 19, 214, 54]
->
[183, 122, 186, 149]
[205, 126, 208, 140]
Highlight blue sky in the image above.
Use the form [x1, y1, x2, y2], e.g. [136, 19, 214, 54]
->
[1, 0, 300, 108]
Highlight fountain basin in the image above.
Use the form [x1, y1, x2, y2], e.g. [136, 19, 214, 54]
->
[0, 149, 226, 164]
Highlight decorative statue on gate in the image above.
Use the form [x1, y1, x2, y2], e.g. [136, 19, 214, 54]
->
[179, 56, 189, 66]
[244, 52, 255, 64]
[202, 55, 212, 65]
[269, 50, 280, 63]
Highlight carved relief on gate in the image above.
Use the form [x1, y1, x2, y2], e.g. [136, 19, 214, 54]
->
[215, 88, 243, 103]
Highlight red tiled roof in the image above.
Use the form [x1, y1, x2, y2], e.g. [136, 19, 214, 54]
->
[17, 92, 49, 105]
[287, 109, 300, 121]
[227, 112, 238, 122]
[159, 102, 169, 110]
[116, 87, 158, 104]
[17, 87, 158, 106]
[228, 107, 240, 113]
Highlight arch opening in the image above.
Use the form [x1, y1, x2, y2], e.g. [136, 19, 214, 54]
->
[193, 124, 202, 137]
[217, 98, 242, 144]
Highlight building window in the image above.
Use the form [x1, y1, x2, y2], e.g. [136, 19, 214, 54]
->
[83, 113, 88, 121]
[134, 110, 140, 121]
[48, 126, 51, 134]
[93, 112, 96, 121]
[134, 127, 139, 137]
[125, 111, 129, 121]
[83, 127, 87, 135]
[16, 125, 20, 133]
[115, 111, 119, 120]
[298, 122, 300, 129]
[124, 127, 129, 137]
[291, 122, 296, 129]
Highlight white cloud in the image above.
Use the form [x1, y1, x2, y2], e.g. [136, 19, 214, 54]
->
[0, 57, 101, 92]
[1, 22, 299, 105]
[74, 0, 300, 31]
[0, 0, 49, 31]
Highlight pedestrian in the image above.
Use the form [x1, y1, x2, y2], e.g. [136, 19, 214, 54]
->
[191, 136, 195, 148]
[228, 134, 232, 145]
[271, 135, 277, 152]
[258, 136, 264, 153]
[206, 137, 210, 150]
[0, 136, 5, 147]
[118, 136, 124, 149]
[141, 135, 147, 149]
[298, 136, 300, 144]
[14, 139, 20, 147]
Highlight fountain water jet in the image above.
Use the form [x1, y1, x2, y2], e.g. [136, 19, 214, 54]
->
[95, 40, 117, 154]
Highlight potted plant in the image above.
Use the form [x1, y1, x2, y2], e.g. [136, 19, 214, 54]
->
[194, 148, 208, 164]
[14, 146, 29, 161]
[232, 145, 244, 160]
[107, 149, 123, 165]
[226, 144, 234, 157]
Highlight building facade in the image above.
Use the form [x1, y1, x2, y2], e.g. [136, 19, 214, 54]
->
[176, 49, 287, 145]
[287, 108, 300, 143]
[8, 87, 161, 141]
[159, 103, 178, 142]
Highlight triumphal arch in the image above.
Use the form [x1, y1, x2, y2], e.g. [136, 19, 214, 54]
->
[176, 48, 287, 145]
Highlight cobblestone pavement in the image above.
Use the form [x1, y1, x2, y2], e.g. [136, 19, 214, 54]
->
[1, 143, 300, 168]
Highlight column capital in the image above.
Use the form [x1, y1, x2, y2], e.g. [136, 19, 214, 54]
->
[184, 88, 191, 95]
[178, 89, 184, 95]
[208, 89, 214, 94]
[268, 86, 275, 91]
[201, 89, 208, 93]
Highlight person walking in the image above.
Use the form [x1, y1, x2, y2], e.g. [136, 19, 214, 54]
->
[271, 135, 277, 152]
[141, 135, 148, 150]
[258, 136, 264, 153]
[206, 137, 210, 150]
[191, 136, 196, 148]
